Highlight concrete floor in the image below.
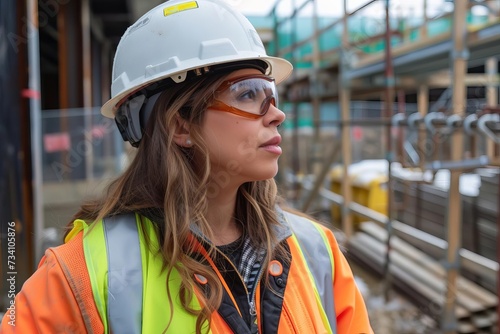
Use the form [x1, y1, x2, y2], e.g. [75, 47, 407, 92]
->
[349, 261, 438, 334]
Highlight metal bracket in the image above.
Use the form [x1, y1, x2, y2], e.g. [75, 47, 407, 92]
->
[391, 113, 406, 127]
[424, 112, 447, 135]
[425, 155, 490, 171]
[440, 321, 459, 333]
[451, 48, 470, 60]
[463, 113, 478, 135]
[407, 112, 423, 129]
[477, 113, 500, 143]
[398, 113, 424, 166]
[446, 114, 462, 129]
[440, 258, 461, 271]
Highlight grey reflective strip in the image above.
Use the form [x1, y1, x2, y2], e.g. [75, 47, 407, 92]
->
[103, 214, 143, 334]
[284, 212, 338, 334]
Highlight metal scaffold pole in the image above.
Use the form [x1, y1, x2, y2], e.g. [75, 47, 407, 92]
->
[340, 0, 353, 239]
[383, 0, 395, 302]
[485, 58, 498, 334]
[417, 85, 429, 171]
[497, 174, 500, 334]
[443, 0, 468, 332]
[486, 57, 498, 158]
[26, 0, 44, 264]
[310, 0, 322, 181]
[82, 0, 94, 181]
[290, 0, 301, 204]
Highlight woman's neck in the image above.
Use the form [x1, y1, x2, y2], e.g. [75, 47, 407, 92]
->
[206, 188, 242, 246]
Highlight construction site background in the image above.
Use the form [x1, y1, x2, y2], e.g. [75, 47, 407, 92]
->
[1, 0, 500, 332]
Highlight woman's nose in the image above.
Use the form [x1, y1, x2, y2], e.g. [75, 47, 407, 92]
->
[265, 103, 286, 127]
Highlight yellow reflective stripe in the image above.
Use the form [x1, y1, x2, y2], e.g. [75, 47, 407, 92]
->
[163, 1, 198, 17]
[83, 221, 109, 333]
[138, 216, 209, 333]
[310, 222, 335, 282]
[289, 233, 333, 334]
[309, 222, 336, 331]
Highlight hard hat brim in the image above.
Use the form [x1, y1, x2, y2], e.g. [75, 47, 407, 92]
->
[101, 55, 293, 118]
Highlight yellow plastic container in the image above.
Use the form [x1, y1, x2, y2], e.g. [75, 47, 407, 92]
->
[330, 161, 388, 225]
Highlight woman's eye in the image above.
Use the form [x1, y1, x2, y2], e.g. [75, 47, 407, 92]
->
[238, 89, 258, 101]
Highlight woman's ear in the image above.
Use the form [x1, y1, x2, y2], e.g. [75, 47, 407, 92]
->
[172, 116, 193, 147]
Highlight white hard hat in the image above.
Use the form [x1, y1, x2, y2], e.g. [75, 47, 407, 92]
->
[101, 0, 293, 118]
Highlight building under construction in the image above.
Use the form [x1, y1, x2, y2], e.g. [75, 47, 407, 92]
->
[1, 0, 499, 332]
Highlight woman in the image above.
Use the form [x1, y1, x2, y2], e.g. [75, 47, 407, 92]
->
[1, 0, 373, 333]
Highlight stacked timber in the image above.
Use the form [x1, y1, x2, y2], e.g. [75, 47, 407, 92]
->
[348, 222, 498, 334]
[475, 168, 499, 262]
[393, 168, 499, 262]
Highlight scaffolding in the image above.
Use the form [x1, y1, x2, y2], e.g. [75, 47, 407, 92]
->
[269, 0, 500, 332]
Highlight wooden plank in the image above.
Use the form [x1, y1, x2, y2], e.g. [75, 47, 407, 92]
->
[476, 198, 498, 216]
[393, 180, 479, 254]
[477, 220, 497, 261]
[348, 233, 471, 319]
[471, 312, 495, 330]
[355, 232, 495, 315]
[400, 212, 446, 239]
[360, 222, 498, 308]
[457, 321, 478, 334]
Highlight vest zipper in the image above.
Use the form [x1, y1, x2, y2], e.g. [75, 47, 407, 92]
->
[214, 247, 263, 322]
[248, 265, 265, 317]
[249, 300, 256, 315]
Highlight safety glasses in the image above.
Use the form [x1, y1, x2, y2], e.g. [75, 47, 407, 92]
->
[208, 74, 278, 120]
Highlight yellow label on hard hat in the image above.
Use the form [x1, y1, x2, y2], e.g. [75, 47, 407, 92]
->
[163, 1, 199, 16]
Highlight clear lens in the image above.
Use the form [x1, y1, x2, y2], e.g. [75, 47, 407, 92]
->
[216, 76, 278, 115]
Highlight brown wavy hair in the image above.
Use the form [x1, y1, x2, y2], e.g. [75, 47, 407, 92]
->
[68, 66, 288, 333]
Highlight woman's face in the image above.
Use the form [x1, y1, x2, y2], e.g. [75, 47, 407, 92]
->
[200, 68, 286, 189]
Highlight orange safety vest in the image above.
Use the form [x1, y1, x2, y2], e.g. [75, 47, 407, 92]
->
[1, 209, 373, 334]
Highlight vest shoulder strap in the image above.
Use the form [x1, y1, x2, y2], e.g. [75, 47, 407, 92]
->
[103, 213, 143, 334]
[283, 211, 338, 333]
[84, 214, 207, 333]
